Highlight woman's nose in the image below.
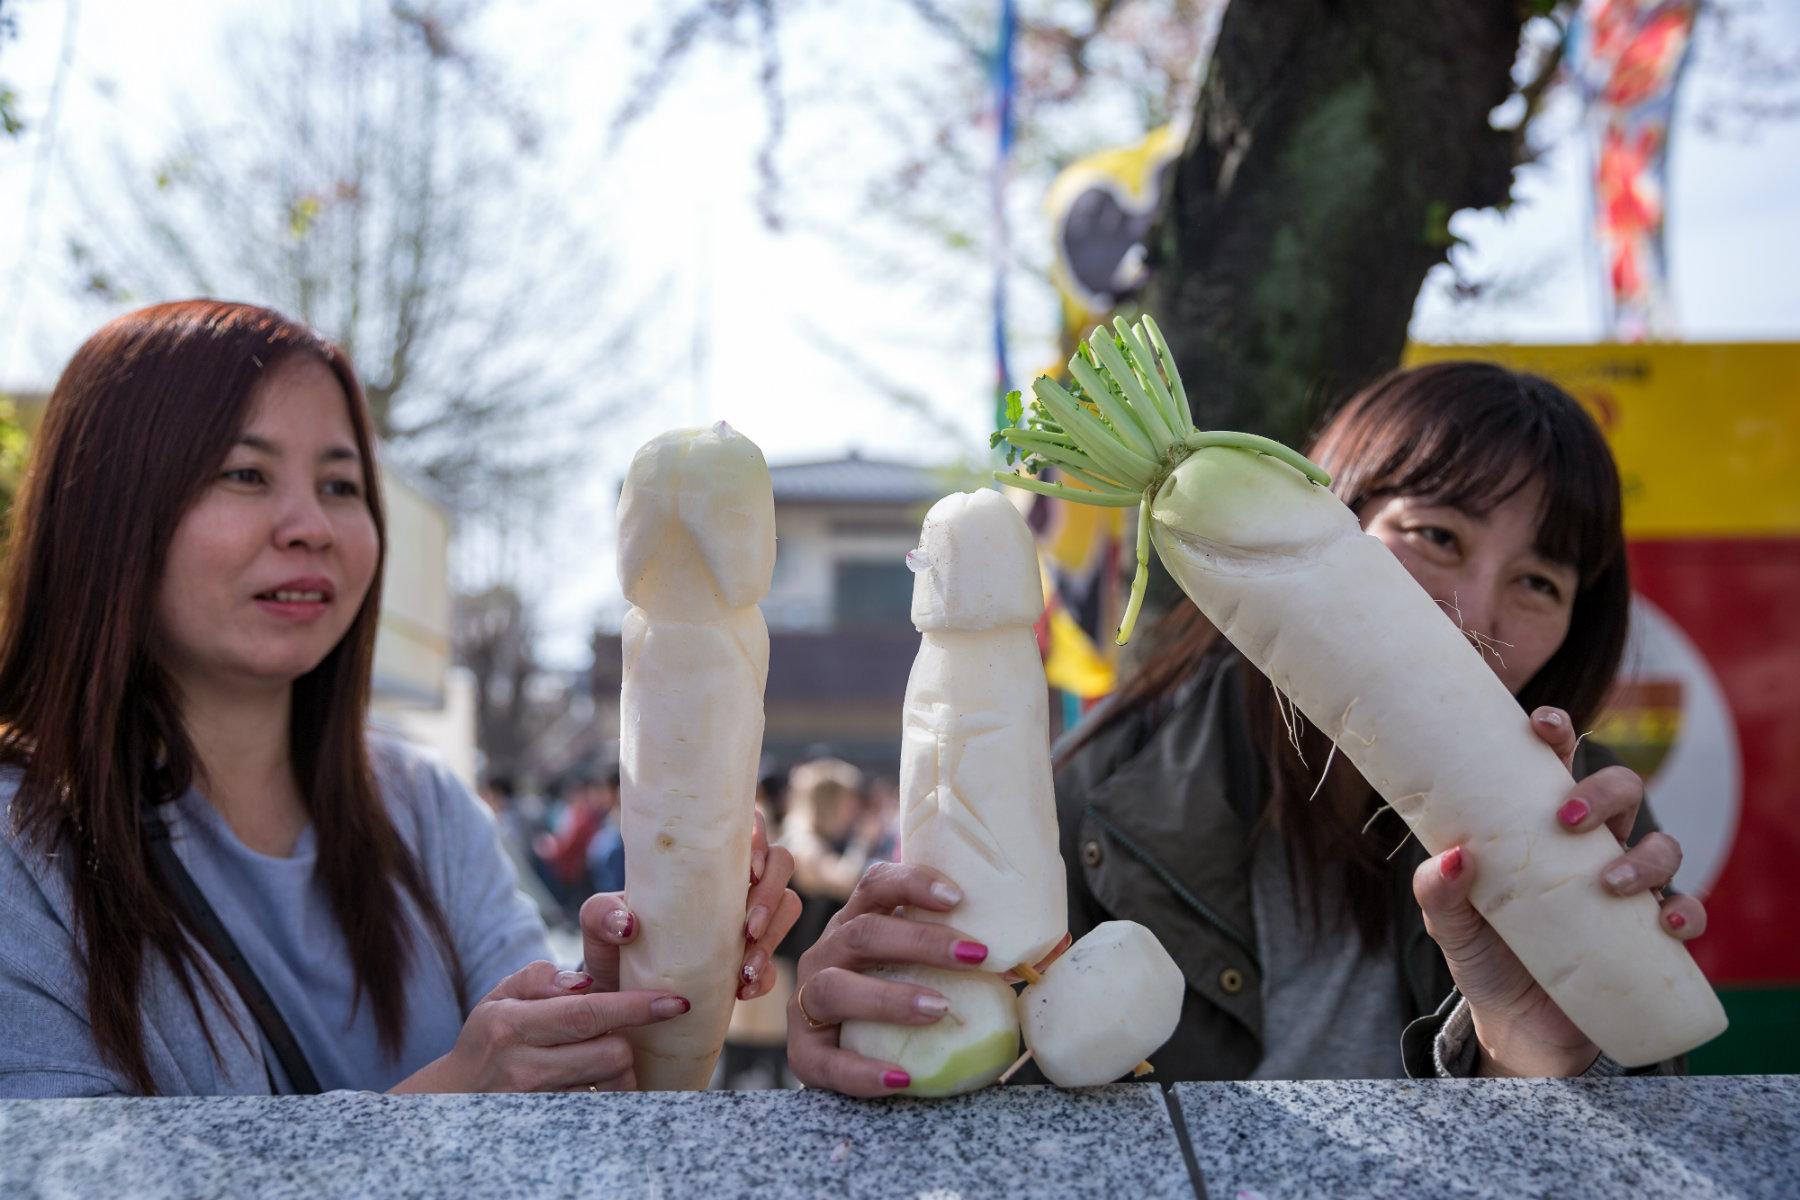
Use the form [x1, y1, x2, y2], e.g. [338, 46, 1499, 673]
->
[274, 489, 334, 549]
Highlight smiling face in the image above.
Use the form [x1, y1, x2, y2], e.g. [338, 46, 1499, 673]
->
[1361, 479, 1579, 697]
[153, 355, 379, 699]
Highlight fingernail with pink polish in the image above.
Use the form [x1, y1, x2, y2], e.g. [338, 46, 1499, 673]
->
[752, 847, 767, 885]
[883, 1070, 911, 1089]
[914, 993, 950, 1017]
[605, 909, 636, 940]
[1536, 709, 1563, 728]
[741, 959, 760, 988]
[1558, 798, 1589, 827]
[651, 996, 691, 1019]
[1603, 863, 1637, 892]
[952, 941, 988, 965]
[929, 881, 963, 907]
[745, 905, 770, 943]
[1440, 846, 1465, 882]
[1667, 912, 1688, 931]
[555, 970, 592, 991]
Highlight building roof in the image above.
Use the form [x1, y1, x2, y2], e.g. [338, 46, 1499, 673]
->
[768, 453, 963, 505]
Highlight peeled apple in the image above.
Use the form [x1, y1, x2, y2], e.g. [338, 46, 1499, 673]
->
[1019, 921, 1185, 1089]
[616, 422, 775, 1090]
[898, 489, 1068, 972]
[840, 966, 1021, 1097]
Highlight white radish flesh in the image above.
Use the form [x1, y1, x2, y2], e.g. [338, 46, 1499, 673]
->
[1150, 444, 1727, 1067]
[616, 422, 776, 1090]
[900, 489, 1068, 972]
[840, 966, 1021, 1097]
[1018, 921, 1184, 1088]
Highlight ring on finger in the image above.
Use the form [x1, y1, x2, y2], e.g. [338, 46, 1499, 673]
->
[795, 975, 834, 1031]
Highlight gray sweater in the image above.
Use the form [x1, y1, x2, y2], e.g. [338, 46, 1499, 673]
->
[0, 736, 550, 1096]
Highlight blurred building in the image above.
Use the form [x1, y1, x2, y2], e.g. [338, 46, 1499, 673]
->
[592, 453, 971, 775]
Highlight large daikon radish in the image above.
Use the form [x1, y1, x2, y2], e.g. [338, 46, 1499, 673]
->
[1018, 922, 1184, 1088]
[840, 966, 1021, 1096]
[899, 489, 1067, 973]
[616, 422, 775, 1090]
[993, 318, 1726, 1068]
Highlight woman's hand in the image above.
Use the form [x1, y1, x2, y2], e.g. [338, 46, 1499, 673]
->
[576, 810, 802, 1002]
[392, 961, 687, 1093]
[1412, 705, 1707, 1076]
[786, 862, 987, 1097]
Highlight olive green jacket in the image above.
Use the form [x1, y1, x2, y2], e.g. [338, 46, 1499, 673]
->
[1045, 645, 1662, 1082]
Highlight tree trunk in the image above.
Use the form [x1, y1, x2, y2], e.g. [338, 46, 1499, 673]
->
[1146, 0, 1528, 445]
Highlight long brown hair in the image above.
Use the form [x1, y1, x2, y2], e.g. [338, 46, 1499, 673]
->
[1059, 361, 1630, 948]
[0, 300, 464, 1092]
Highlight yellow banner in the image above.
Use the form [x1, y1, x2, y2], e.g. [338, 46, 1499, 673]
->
[1404, 343, 1800, 538]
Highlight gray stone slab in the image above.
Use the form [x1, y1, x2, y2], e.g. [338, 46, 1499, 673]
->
[0, 1082, 1197, 1199]
[1173, 1075, 1800, 1200]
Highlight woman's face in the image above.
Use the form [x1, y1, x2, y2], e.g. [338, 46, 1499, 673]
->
[1361, 479, 1578, 696]
[154, 357, 379, 697]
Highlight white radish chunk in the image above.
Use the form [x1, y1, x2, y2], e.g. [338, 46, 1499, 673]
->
[1151, 444, 1727, 1067]
[616, 422, 776, 1090]
[840, 966, 1021, 1097]
[1019, 921, 1184, 1088]
[899, 490, 1068, 973]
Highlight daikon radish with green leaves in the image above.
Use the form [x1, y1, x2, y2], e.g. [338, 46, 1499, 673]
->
[616, 422, 775, 1090]
[897, 488, 1068, 973]
[993, 318, 1725, 1068]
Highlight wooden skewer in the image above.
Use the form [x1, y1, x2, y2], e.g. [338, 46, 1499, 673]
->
[998, 1049, 1034, 1085]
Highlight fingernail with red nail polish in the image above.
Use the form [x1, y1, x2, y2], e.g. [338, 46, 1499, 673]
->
[1558, 798, 1589, 827]
[1441, 847, 1465, 882]
[651, 996, 691, 1019]
[883, 1070, 911, 1089]
[752, 848, 767, 884]
[1667, 912, 1688, 930]
[953, 941, 988, 964]
[555, 970, 592, 991]
[605, 909, 636, 940]
[745, 905, 770, 943]
[741, 960, 759, 987]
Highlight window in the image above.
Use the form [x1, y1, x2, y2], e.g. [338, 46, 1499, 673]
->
[832, 560, 915, 628]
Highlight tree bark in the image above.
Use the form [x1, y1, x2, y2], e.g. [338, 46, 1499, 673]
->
[1146, 0, 1528, 445]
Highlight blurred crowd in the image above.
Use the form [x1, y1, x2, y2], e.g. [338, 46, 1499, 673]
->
[476, 755, 902, 1089]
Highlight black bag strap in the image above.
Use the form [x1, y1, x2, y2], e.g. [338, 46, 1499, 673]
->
[140, 799, 323, 1094]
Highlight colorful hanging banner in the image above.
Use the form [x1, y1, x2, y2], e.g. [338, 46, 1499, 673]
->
[1570, 0, 1701, 341]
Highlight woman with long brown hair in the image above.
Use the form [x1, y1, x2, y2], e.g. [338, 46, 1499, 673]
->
[787, 362, 1710, 1093]
[0, 300, 799, 1096]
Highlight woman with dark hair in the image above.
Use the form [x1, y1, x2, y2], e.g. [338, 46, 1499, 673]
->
[0, 300, 799, 1096]
[788, 361, 1708, 1094]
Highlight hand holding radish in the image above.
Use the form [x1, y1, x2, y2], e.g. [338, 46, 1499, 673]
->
[787, 861, 995, 1097]
[578, 809, 799, 1005]
[1414, 704, 1707, 1076]
[391, 961, 688, 1094]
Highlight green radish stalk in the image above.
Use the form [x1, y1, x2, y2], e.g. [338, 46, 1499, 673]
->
[993, 318, 1726, 1069]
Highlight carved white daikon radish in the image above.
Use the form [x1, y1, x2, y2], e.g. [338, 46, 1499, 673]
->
[995, 316, 1728, 1069]
[616, 422, 775, 1090]
[1018, 921, 1184, 1088]
[840, 966, 1021, 1097]
[899, 489, 1067, 972]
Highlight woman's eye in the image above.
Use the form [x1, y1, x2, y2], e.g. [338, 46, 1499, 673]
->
[1413, 525, 1457, 550]
[322, 479, 363, 498]
[1522, 574, 1563, 601]
[221, 467, 264, 485]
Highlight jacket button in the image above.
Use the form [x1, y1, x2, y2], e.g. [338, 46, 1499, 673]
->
[1081, 839, 1103, 867]
[1219, 968, 1245, 995]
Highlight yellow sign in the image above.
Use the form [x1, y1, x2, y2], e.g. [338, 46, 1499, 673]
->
[1404, 342, 1800, 538]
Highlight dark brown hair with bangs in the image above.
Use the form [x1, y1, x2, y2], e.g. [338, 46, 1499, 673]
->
[0, 299, 465, 1092]
[1058, 360, 1630, 951]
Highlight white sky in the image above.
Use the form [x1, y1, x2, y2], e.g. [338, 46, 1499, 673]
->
[2, 0, 1796, 665]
